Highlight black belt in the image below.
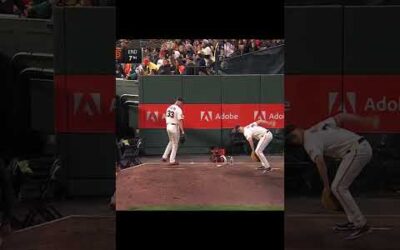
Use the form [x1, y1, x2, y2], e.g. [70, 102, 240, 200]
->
[345, 137, 366, 154]
[168, 123, 177, 125]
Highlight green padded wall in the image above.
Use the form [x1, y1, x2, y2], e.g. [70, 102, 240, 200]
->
[221, 75, 261, 104]
[138, 75, 283, 155]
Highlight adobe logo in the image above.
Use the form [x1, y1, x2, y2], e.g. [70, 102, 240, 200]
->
[146, 111, 166, 122]
[73, 93, 101, 116]
[146, 111, 159, 122]
[73, 93, 115, 116]
[200, 111, 213, 122]
[254, 111, 267, 120]
[329, 92, 356, 114]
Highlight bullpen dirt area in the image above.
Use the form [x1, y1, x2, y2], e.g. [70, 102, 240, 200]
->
[285, 197, 400, 250]
[2, 216, 115, 250]
[116, 155, 284, 211]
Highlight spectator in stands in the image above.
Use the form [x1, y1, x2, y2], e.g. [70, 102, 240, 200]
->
[169, 58, 177, 74]
[184, 43, 194, 58]
[135, 63, 144, 77]
[173, 50, 180, 60]
[114, 38, 285, 77]
[142, 57, 158, 75]
[178, 44, 185, 57]
[158, 59, 172, 75]
[255, 39, 262, 48]
[27, 0, 52, 19]
[202, 40, 214, 65]
[195, 52, 207, 75]
[195, 42, 203, 55]
[237, 40, 248, 55]
[177, 59, 185, 75]
[156, 56, 164, 68]
[115, 64, 125, 78]
[126, 67, 137, 80]
[184, 55, 196, 75]
[249, 39, 259, 52]
[0, 0, 26, 15]
[222, 40, 235, 58]
[150, 48, 159, 63]
[123, 63, 132, 77]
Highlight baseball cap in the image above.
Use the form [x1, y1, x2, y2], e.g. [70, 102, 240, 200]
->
[176, 97, 184, 102]
[233, 125, 241, 133]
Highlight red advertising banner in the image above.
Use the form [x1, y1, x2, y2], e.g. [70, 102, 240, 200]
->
[285, 75, 400, 133]
[343, 75, 400, 133]
[285, 75, 342, 128]
[138, 103, 284, 129]
[55, 75, 116, 133]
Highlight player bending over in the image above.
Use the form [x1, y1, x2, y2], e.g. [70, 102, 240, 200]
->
[234, 120, 274, 171]
[162, 97, 185, 165]
[285, 113, 379, 240]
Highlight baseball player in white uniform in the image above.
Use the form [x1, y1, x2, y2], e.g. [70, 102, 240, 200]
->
[162, 97, 185, 165]
[285, 113, 379, 240]
[235, 120, 275, 171]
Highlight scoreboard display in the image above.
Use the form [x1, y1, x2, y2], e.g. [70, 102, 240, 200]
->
[116, 47, 142, 63]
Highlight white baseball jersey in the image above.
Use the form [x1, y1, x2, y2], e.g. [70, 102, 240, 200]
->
[165, 104, 184, 124]
[244, 122, 268, 140]
[304, 117, 362, 162]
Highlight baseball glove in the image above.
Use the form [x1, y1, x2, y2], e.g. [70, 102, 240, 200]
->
[179, 134, 186, 144]
[250, 151, 260, 162]
[321, 189, 343, 212]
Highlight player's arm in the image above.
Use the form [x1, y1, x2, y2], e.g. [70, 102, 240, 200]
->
[256, 120, 275, 127]
[334, 113, 379, 129]
[314, 155, 330, 192]
[246, 136, 255, 152]
[178, 110, 185, 134]
[178, 119, 184, 135]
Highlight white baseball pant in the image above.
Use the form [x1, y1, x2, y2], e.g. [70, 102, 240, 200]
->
[331, 140, 372, 228]
[255, 131, 273, 168]
[162, 124, 180, 163]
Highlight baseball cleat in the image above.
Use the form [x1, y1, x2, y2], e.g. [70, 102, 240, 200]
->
[257, 166, 272, 172]
[344, 224, 371, 240]
[161, 158, 167, 162]
[333, 222, 355, 232]
[168, 162, 179, 166]
[262, 168, 272, 174]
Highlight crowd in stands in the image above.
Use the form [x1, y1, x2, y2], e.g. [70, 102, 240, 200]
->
[115, 39, 284, 80]
[0, 0, 113, 19]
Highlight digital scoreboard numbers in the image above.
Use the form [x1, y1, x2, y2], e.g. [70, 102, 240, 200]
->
[116, 48, 142, 63]
[125, 48, 142, 63]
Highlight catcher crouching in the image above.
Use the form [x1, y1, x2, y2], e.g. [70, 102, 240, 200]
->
[285, 113, 379, 240]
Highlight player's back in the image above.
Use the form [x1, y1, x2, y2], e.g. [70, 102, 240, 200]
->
[244, 122, 267, 140]
[165, 104, 182, 124]
[306, 118, 362, 158]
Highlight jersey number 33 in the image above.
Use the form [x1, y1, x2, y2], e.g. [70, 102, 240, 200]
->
[167, 110, 175, 118]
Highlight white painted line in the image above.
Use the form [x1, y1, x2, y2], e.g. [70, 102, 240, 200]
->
[119, 162, 284, 172]
[271, 168, 282, 171]
[140, 161, 282, 165]
[14, 215, 114, 233]
[119, 163, 149, 173]
[161, 167, 186, 170]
